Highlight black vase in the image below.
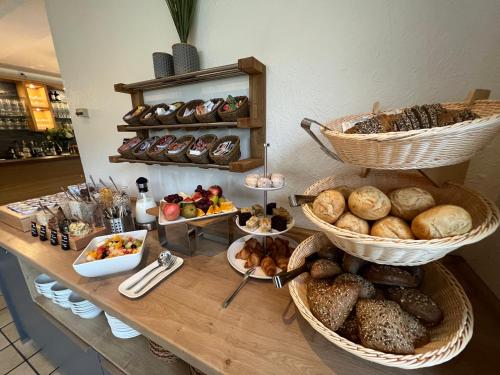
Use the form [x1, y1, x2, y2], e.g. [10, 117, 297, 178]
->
[172, 43, 200, 74]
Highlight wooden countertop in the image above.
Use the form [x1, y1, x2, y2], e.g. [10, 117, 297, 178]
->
[0, 154, 80, 166]
[0, 222, 499, 375]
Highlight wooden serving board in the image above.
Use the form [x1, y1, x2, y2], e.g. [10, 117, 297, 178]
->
[0, 205, 36, 232]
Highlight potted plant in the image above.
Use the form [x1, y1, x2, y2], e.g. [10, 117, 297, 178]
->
[165, 0, 199, 74]
[46, 125, 74, 153]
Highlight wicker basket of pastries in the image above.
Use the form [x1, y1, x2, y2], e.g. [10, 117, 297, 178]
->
[186, 134, 217, 164]
[209, 135, 241, 165]
[217, 95, 249, 121]
[122, 105, 150, 125]
[302, 98, 500, 169]
[301, 170, 498, 265]
[140, 104, 168, 126]
[132, 136, 159, 161]
[117, 137, 143, 159]
[157, 102, 184, 125]
[166, 135, 195, 163]
[194, 98, 223, 123]
[176, 100, 204, 124]
[146, 135, 176, 161]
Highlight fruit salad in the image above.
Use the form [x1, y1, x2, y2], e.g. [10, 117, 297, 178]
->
[162, 185, 235, 221]
[85, 235, 143, 262]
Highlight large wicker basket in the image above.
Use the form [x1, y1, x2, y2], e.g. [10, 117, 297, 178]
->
[288, 233, 474, 369]
[302, 99, 500, 170]
[302, 170, 499, 265]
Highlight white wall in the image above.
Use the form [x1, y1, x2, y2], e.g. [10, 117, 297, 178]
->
[45, 0, 500, 295]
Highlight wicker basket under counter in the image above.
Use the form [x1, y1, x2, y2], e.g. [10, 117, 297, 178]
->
[209, 135, 241, 165]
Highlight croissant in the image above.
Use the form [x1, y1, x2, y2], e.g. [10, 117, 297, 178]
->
[246, 238, 260, 249]
[236, 247, 251, 260]
[275, 256, 289, 271]
[245, 252, 262, 268]
[261, 256, 277, 276]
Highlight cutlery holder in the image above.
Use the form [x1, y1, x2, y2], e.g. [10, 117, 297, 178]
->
[105, 214, 135, 233]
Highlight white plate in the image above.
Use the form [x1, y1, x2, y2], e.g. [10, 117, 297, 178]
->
[158, 200, 237, 226]
[118, 256, 184, 298]
[244, 184, 285, 191]
[73, 230, 147, 278]
[235, 216, 295, 237]
[78, 309, 102, 319]
[226, 235, 298, 280]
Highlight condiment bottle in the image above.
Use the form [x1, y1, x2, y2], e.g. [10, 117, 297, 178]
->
[135, 177, 156, 229]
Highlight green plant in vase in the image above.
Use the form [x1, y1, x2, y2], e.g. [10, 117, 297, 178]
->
[46, 125, 74, 153]
[165, 0, 200, 74]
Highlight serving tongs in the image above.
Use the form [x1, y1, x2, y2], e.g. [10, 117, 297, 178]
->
[272, 252, 319, 288]
[288, 194, 316, 207]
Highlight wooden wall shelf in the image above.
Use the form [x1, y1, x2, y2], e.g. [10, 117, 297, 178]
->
[111, 57, 266, 172]
[109, 155, 263, 173]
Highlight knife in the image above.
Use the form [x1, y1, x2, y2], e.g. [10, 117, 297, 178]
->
[272, 252, 320, 288]
[288, 194, 317, 207]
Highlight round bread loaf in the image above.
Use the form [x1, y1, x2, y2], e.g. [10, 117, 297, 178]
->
[389, 187, 436, 221]
[348, 186, 391, 220]
[371, 216, 415, 239]
[335, 212, 370, 234]
[333, 185, 353, 200]
[411, 204, 472, 239]
[312, 190, 345, 224]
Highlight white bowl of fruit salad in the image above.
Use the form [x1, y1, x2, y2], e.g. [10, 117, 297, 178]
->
[73, 230, 147, 277]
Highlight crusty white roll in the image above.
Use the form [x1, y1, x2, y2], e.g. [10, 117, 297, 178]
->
[371, 216, 414, 239]
[335, 212, 370, 235]
[389, 187, 436, 221]
[348, 186, 391, 220]
[411, 205, 472, 239]
[312, 190, 345, 224]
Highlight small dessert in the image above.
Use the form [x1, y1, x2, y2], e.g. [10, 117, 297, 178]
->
[257, 177, 273, 188]
[245, 174, 260, 187]
[259, 217, 272, 232]
[241, 207, 253, 214]
[272, 207, 291, 223]
[270, 173, 285, 188]
[271, 215, 287, 232]
[266, 202, 277, 215]
[252, 204, 264, 216]
[239, 212, 252, 226]
[245, 216, 260, 230]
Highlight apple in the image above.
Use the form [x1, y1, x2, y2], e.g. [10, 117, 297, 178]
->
[208, 185, 223, 197]
[162, 203, 180, 221]
[181, 203, 197, 218]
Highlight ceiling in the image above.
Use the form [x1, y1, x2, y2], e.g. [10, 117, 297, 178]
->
[0, 0, 60, 75]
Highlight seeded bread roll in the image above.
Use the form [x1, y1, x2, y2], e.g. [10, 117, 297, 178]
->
[335, 212, 370, 235]
[411, 205, 472, 239]
[356, 299, 415, 354]
[402, 310, 430, 346]
[336, 311, 360, 343]
[362, 264, 420, 288]
[312, 190, 346, 224]
[310, 259, 342, 279]
[389, 187, 436, 221]
[386, 287, 443, 325]
[335, 273, 375, 299]
[371, 216, 415, 239]
[307, 279, 360, 331]
[348, 186, 391, 220]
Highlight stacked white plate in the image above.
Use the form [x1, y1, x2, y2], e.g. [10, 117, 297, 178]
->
[104, 312, 141, 339]
[68, 292, 102, 319]
[50, 283, 72, 309]
[34, 274, 57, 298]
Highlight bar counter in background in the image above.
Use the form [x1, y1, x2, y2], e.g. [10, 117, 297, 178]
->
[0, 154, 84, 205]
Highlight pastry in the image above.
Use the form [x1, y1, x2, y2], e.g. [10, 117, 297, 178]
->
[238, 212, 252, 226]
[252, 204, 264, 216]
[245, 174, 259, 187]
[389, 187, 436, 221]
[371, 216, 415, 239]
[307, 279, 360, 331]
[272, 207, 291, 223]
[258, 217, 272, 232]
[356, 299, 415, 354]
[266, 202, 277, 215]
[261, 256, 277, 276]
[236, 247, 251, 260]
[312, 190, 345, 224]
[386, 287, 443, 326]
[270, 173, 285, 188]
[271, 215, 287, 232]
[335, 212, 370, 234]
[362, 264, 420, 288]
[310, 259, 342, 279]
[335, 273, 375, 299]
[240, 207, 253, 214]
[342, 253, 366, 274]
[336, 311, 360, 343]
[245, 216, 260, 230]
[257, 177, 273, 188]
[348, 186, 391, 220]
[411, 205, 472, 239]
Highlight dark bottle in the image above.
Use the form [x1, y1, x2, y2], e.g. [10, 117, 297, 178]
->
[7, 146, 17, 159]
[54, 142, 63, 155]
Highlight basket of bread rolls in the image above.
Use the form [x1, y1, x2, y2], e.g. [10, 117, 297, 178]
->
[301, 95, 500, 170]
[302, 170, 499, 265]
[288, 233, 473, 369]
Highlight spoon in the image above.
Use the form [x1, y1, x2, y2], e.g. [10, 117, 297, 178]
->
[126, 250, 172, 290]
[134, 255, 176, 294]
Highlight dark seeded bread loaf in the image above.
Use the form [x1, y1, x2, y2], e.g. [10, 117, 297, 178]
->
[335, 273, 376, 299]
[356, 299, 415, 354]
[402, 310, 430, 347]
[336, 310, 360, 343]
[411, 106, 431, 129]
[311, 259, 342, 279]
[362, 264, 420, 287]
[386, 287, 443, 325]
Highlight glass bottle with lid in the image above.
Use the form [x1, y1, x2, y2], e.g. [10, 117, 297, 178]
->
[135, 177, 157, 228]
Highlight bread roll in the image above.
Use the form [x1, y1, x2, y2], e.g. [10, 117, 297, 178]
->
[348, 186, 391, 220]
[312, 190, 345, 224]
[371, 216, 414, 239]
[333, 185, 353, 200]
[389, 187, 436, 221]
[335, 212, 370, 234]
[411, 204, 472, 239]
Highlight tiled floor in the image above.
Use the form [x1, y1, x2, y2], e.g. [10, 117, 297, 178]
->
[0, 295, 60, 375]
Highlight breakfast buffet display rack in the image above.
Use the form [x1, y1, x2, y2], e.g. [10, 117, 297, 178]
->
[109, 56, 266, 173]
